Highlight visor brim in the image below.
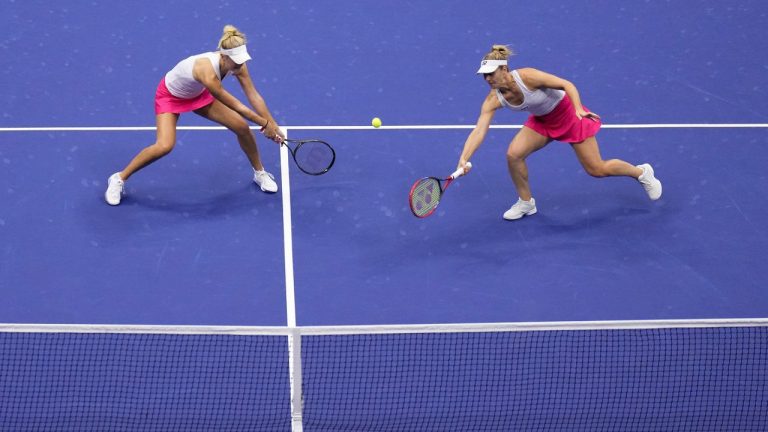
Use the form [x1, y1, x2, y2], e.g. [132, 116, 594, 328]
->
[476, 65, 500, 74]
[230, 53, 251, 64]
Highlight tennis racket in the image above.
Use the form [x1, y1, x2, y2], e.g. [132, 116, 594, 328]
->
[408, 162, 472, 218]
[282, 138, 336, 175]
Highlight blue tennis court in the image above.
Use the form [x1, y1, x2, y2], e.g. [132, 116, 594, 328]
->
[1, 1, 767, 430]
[2, 126, 766, 326]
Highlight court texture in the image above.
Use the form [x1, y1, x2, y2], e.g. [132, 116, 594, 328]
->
[1, 1, 767, 431]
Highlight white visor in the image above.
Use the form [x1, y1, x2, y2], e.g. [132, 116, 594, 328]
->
[220, 44, 251, 64]
[476, 59, 507, 74]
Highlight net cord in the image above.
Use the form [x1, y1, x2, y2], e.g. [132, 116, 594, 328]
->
[2, 318, 767, 336]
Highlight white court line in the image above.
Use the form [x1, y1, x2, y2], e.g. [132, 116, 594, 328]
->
[0, 123, 767, 132]
[279, 128, 297, 329]
[278, 128, 304, 430]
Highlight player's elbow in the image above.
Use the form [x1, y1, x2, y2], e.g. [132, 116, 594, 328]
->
[561, 80, 577, 92]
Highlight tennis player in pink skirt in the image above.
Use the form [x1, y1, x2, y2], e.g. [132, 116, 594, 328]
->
[105, 25, 284, 205]
[457, 45, 662, 220]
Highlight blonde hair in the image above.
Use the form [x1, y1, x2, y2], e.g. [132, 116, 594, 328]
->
[218, 25, 247, 49]
[483, 44, 514, 61]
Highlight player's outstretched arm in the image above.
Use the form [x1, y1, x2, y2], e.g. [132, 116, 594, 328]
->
[192, 58, 270, 128]
[457, 92, 499, 172]
[234, 64, 284, 140]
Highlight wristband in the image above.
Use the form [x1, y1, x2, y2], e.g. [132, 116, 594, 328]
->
[260, 119, 270, 132]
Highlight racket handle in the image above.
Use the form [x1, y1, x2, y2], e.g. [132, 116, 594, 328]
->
[450, 162, 473, 179]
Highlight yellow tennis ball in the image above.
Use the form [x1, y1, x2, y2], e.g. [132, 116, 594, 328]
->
[372, 117, 382, 128]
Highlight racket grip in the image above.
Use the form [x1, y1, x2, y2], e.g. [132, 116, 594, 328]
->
[450, 162, 472, 179]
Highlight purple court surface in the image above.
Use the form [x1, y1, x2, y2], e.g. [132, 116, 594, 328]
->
[1, 1, 766, 326]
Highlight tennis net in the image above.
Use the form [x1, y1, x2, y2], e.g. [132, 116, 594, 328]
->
[1, 319, 767, 431]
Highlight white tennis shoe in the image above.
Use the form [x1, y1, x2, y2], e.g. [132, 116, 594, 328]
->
[637, 163, 662, 200]
[503, 198, 537, 220]
[253, 169, 278, 193]
[104, 172, 124, 206]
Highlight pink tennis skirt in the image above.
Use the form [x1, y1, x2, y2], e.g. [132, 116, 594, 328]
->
[154, 77, 215, 115]
[524, 93, 601, 143]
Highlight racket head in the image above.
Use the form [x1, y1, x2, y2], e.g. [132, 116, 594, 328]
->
[290, 140, 336, 175]
[408, 177, 443, 218]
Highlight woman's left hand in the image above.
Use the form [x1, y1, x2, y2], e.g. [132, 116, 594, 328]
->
[263, 122, 285, 143]
[273, 124, 286, 143]
[576, 108, 600, 122]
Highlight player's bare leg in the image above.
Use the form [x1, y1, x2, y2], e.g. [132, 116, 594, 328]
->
[570, 137, 641, 178]
[119, 113, 180, 181]
[105, 113, 178, 205]
[571, 136, 662, 200]
[194, 100, 277, 193]
[503, 126, 550, 220]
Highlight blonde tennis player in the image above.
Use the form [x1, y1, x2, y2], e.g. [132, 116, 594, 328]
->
[105, 25, 283, 205]
[458, 45, 662, 220]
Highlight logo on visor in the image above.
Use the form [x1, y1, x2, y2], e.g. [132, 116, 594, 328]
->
[481, 60, 487, 65]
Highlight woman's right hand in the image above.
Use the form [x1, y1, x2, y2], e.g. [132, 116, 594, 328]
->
[457, 159, 472, 174]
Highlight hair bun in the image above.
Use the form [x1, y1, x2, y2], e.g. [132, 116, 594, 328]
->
[218, 24, 247, 49]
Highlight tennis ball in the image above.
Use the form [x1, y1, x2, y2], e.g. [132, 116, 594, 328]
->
[372, 117, 382, 128]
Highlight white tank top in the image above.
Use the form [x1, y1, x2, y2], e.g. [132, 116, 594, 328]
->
[164, 52, 228, 99]
[495, 70, 565, 116]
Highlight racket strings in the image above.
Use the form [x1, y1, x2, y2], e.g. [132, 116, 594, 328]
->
[294, 141, 335, 175]
[411, 178, 441, 216]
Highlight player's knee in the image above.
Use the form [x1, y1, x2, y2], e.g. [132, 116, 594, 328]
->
[154, 140, 175, 155]
[584, 164, 608, 178]
[506, 149, 525, 163]
[231, 120, 252, 138]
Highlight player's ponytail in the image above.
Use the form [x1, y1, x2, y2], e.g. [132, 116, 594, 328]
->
[218, 25, 247, 49]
